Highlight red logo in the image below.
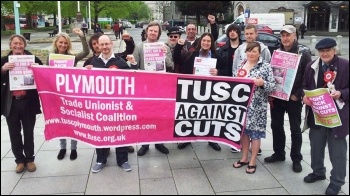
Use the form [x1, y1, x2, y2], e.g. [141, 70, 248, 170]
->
[196, 59, 202, 62]
[109, 65, 118, 69]
[246, 18, 258, 24]
[237, 69, 247, 77]
[324, 71, 335, 83]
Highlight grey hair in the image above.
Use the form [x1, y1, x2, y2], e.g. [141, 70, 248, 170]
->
[9, 34, 27, 47]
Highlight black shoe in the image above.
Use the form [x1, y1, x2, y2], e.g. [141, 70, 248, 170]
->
[70, 150, 77, 160]
[137, 146, 149, 156]
[292, 161, 302, 173]
[303, 173, 326, 183]
[128, 146, 135, 153]
[325, 183, 341, 195]
[231, 148, 239, 153]
[264, 154, 285, 163]
[208, 142, 221, 151]
[155, 144, 169, 154]
[177, 142, 190, 149]
[57, 149, 66, 160]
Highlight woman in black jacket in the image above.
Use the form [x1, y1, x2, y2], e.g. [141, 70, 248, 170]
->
[173, 32, 227, 151]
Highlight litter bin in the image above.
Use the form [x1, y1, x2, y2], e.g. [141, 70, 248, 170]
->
[23, 33, 31, 41]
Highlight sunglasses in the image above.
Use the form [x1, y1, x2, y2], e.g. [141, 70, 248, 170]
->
[169, 35, 179, 38]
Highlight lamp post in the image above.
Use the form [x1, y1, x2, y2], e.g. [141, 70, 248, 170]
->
[13, 1, 20, 35]
[171, 1, 174, 27]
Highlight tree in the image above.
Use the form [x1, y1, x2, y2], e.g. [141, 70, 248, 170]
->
[175, 1, 231, 25]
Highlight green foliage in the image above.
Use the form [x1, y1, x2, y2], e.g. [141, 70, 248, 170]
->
[175, 1, 231, 25]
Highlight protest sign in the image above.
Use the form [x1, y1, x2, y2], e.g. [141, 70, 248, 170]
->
[304, 88, 342, 128]
[270, 50, 301, 100]
[8, 55, 36, 90]
[143, 42, 165, 72]
[32, 66, 255, 150]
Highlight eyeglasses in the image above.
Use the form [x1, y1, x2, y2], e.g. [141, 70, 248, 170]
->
[99, 43, 111, 46]
[169, 35, 179, 39]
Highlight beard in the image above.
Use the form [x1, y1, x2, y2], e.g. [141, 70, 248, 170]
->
[230, 37, 238, 42]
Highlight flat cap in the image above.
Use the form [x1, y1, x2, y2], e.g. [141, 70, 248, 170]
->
[315, 38, 337, 50]
[167, 27, 182, 36]
[280, 25, 296, 33]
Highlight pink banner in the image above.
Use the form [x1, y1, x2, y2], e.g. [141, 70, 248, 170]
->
[31, 66, 255, 150]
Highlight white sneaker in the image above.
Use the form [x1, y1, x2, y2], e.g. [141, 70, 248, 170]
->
[91, 162, 106, 173]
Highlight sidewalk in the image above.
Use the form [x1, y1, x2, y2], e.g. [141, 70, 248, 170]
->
[1, 30, 349, 195]
[1, 104, 349, 195]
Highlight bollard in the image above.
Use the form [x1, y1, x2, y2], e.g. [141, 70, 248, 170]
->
[205, 27, 208, 33]
[219, 27, 223, 36]
[197, 25, 201, 35]
[336, 35, 342, 55]
[201, 26, 204, 34]
[310, 35, 317, 56]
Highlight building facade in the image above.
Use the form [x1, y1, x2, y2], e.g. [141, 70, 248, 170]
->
[233, 1, 348, 32]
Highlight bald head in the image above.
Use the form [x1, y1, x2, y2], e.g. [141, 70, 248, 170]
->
[98, 35, 111, 43]
[98, 35, 113, 56]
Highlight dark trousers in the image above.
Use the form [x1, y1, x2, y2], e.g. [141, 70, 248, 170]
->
[82, 28, 88, 34]
[301, 31, 305, 38]
[96, 147, 128, 166]
[309, 127, 347, 187]
[6, 99, 36, 164]
[114, 30, 120, 39]
[270, 98, 303, 162]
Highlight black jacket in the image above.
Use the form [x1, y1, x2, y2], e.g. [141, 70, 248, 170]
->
[90, 54, 137, 70]
[1, 50, 42, 117]
[173, 44, 227, 76]
[217, 39, 243, 76]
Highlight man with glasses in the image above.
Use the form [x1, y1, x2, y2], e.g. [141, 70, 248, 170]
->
[86, 35, 137, 173]
[165, 27, 182, 72]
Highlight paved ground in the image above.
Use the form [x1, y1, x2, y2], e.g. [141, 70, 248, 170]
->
[1, 30, 349, 195]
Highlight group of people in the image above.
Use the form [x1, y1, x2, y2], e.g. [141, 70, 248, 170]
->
[1, 16, 348, 195]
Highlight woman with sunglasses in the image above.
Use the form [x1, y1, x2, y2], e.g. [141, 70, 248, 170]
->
[46, 27, 89, 161]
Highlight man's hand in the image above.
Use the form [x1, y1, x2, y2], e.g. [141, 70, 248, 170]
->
[290, 94, 298, 101]
[121, 33, 131, 40]
[178, 39, 185, 45]
[302, 96, 312, 106]
[85, 65, 93, 70]
[126, 55, 136, 64]
[207, 14, 216, 24]
[330, 90, 341, 100]
[73, 28, 84, 36]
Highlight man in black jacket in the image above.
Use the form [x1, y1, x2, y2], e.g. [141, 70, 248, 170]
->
[265, 25, 312, 173]
[1, 35, 42, 173]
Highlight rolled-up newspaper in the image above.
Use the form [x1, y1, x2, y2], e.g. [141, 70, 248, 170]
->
[327, 82, 345, 109]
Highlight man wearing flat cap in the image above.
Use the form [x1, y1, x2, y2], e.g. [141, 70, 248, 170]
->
[302, 38, 349, 195]
[266, 25, 312, 173]
[165, 27, 182, 72]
